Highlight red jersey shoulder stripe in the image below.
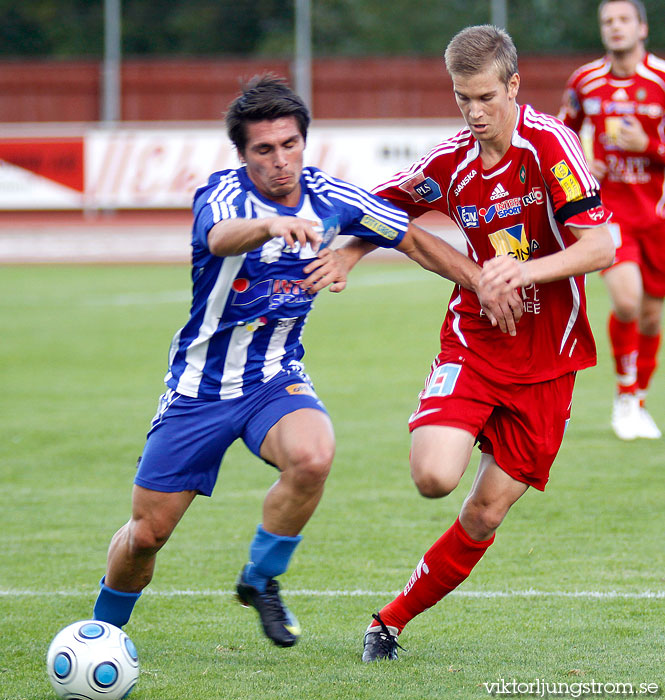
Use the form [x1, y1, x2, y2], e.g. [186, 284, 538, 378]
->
[646, 52, 665, 75]
[569, 57, 610, 88]
[373, 130, 473, 191]
[521, 105, 598, 194]
[637, 56, 665, 91]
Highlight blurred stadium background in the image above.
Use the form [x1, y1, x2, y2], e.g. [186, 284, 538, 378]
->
[0, 0, 663, 261]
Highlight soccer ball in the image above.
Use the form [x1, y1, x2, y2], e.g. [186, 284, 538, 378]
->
[46, 620, 139, 700]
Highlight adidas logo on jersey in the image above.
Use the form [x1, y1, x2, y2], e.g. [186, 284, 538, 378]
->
[611, 87, 629, 101]
[490, 183, 509, 200]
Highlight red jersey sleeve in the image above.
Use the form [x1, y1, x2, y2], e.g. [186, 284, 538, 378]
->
[372, 144, 457, 220]
[535, 116, 611, 226]
[372, 178, 435, 220]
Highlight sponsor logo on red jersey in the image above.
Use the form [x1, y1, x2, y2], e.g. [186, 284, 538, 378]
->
[399, 171, 443, 203]
[488, 223, 532, 261]
[522, 187, 545, 206]
[479, 198, 522, 223]
[490, 182, 509, 200]
[456, 205, 479, 228]
[551, 160, 583, 202]
[587, 205, 606, 222]
[453, 169, 477, 196]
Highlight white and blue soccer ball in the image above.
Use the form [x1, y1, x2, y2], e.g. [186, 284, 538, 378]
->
[46, 620, 139, 700]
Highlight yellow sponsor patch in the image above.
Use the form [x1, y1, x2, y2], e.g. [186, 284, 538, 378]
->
[360, 214, 399, 241]
[488, 223, 531, 261]
[286, 383, 316, 397]
[550, 160, 583, 202]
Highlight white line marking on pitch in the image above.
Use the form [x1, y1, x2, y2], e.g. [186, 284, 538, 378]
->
[2, 589, 665, 599]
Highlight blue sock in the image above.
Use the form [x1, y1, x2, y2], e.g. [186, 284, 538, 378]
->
[93, 577, 141, 628]
[242, 524, 302, 593]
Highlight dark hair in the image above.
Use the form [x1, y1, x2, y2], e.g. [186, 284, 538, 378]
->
[225, 74, 310, 155]
[598, 0, 647, 25]
[444, 24, 518, 88]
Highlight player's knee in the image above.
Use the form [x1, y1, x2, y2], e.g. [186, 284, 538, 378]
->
[461, 499, 505, 536]
[640, 311, 662, 335]
[284, 441, 334, 491]
[411, 465, 459, 498]
[614, 296, 641, 321]
[128, 517, 172, 555]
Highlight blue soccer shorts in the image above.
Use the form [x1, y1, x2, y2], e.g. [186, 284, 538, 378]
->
[134, 368, 328, 496]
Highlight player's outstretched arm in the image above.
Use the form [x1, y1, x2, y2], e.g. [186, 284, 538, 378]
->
[397, 222, 523, 335]
[396, 222, 478, 288]
[208, 216, 322, 257]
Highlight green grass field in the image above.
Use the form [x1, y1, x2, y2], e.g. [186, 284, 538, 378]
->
[2, 261, 664, 700]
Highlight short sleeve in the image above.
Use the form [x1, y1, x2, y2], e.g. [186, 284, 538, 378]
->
[540, 122, 601, 214]
[191, 171, 246, 253]
[310, 169, 410, 248]
[341, 192, 410, 248]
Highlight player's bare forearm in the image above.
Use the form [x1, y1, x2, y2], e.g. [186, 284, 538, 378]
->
[208, 216, 322, 257]
[302, 238, 376, 293]
[480, 225, 615, 292]
[524, 224, 614, 284]
[396, 222, 479, 289]
[338, 237, 378, 266]
[398, 222, 523, 335]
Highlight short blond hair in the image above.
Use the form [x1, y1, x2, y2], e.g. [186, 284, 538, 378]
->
[444, 25, 518, 87]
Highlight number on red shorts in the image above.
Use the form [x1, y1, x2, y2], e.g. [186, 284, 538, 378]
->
[423, 363, 462, 398]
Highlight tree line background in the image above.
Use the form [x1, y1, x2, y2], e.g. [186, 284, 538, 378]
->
[2, 0, 664, 60]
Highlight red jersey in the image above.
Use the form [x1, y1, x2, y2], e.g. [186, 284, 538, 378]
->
[374, 104, 611, 385]
[559, 52, 665, 228]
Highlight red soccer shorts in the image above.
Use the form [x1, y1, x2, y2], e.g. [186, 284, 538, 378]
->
[408, 360, 577, 491]
[604, 220, 665, 299]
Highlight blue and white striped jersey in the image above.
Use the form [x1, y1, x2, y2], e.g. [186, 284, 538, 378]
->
[164, 165, 409, 399]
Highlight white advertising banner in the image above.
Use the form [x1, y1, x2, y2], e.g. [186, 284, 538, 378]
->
[84, 128, 236, 209]
[0, 121, 463, 210]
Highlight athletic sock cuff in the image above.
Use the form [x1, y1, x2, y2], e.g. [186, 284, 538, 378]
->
[454, 517, 496, 549]
[93, 576, 142, 628]
[98, 576, 142, 600]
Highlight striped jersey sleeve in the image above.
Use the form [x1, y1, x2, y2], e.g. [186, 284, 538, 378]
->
[191, 170, 247, 253]
[303, 167, 409, 247]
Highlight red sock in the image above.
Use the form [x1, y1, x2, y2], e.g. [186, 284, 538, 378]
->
[608, 313, 638, 393]
[373, 517, 494, 632]
[637, 332, 661, 401]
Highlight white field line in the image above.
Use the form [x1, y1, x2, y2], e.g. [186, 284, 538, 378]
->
[2, 588, 665, 600]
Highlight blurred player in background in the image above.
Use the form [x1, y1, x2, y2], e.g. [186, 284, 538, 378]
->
[560, 0, 665, 440]
[332, 25, 614, 661]
[91, 75, 519, 649]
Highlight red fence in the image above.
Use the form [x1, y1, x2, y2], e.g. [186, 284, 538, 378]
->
[0, 55, 595, 123]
